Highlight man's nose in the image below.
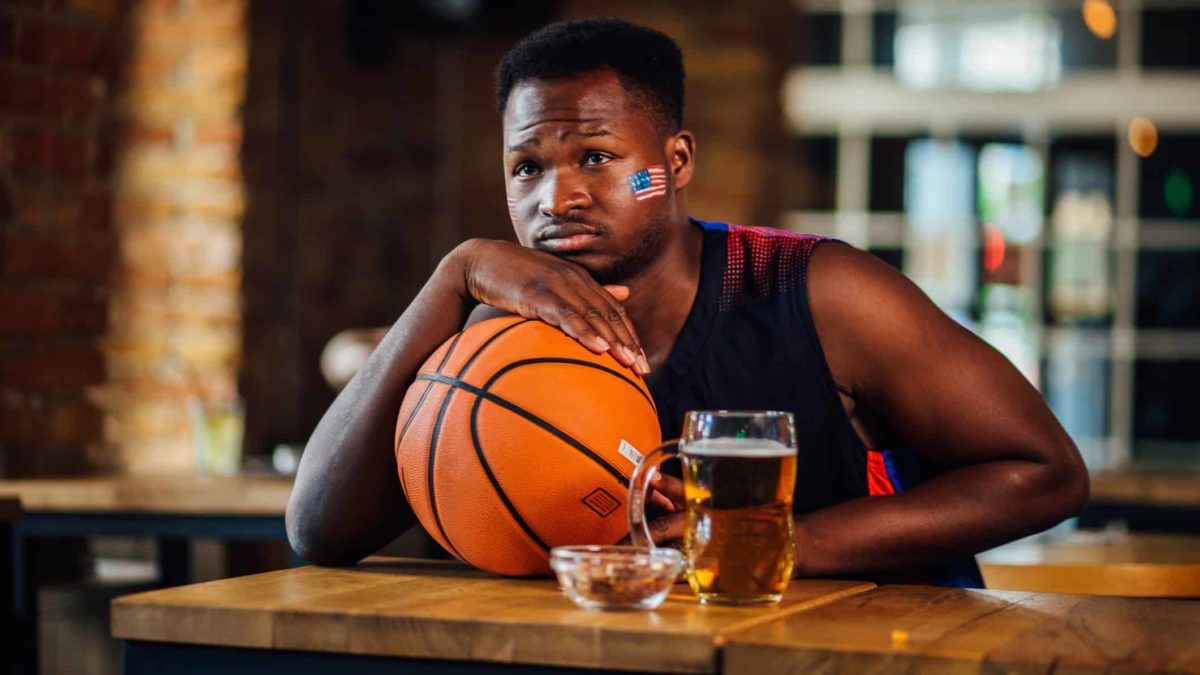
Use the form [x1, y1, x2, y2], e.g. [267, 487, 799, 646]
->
[539, 170, 592, 217]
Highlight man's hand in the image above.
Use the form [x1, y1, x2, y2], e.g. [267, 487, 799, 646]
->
[621, 472, 687, 548]
[454, 239, 650, 375]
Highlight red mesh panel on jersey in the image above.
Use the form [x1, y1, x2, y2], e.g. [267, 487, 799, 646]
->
[720, 224, 825, 311]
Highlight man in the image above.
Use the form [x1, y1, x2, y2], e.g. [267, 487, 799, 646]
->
[287, 19, 1087, 585]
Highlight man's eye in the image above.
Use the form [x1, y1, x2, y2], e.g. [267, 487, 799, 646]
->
[514, 162, 540, 177]
[583, 152, 610, 166]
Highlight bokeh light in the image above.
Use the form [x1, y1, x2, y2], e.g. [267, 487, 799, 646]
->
[1082, 0, 1117, 39]
[1165, 169, 1194, 217]
[983, 224, 1006, 274]
[1128, 116, 1159, 157]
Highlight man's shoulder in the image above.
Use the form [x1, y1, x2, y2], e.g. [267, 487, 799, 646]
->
[714, 222, 836, 310]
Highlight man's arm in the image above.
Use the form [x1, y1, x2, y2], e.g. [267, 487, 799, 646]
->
[794, 242, 1089, 576]
[285, 252, 472, 565]
[286, 239, 646, 565]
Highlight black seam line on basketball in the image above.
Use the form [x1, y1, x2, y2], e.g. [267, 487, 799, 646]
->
[416, 373, 629, 488]
[483, 357, 655, 411]
[469, 392, 551, 554]
[396, 331, 466, 448]
[426, 379, 464, 561]
[418, 319, 525, 562]
[436, 331, 464, 373]
[478, 358, 649, 482]
[458, 318, 532, 378]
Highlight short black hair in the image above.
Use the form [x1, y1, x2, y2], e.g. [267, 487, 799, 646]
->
[495, 18, 685, 134]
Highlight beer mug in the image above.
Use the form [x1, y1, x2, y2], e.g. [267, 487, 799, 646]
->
[628, 411, 797, 605]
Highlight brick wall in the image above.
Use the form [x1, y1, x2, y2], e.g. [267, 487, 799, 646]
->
[100, 0, 246, 473]
[0, 0, 123, 477]
[0, 0, 246, 477]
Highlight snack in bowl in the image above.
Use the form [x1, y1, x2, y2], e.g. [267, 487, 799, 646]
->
[550, 545, 684, 610]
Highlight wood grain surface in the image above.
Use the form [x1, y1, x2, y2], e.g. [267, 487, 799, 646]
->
[1089, 467, 1200, 507]
[0, 474, 293, 515]
[111, 557, 874, 673]
[980, 530, 1200, 597]
[723, 584, 1200, 674]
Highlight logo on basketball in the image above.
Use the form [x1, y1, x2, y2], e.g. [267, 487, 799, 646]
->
[581, 488, 620, 518]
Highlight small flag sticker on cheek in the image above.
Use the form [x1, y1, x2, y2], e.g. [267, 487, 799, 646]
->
[506, 196, 520, 225]
[628, 165, 667, 201]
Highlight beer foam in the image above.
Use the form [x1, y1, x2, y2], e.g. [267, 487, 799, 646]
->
[682, 438, 795, 457]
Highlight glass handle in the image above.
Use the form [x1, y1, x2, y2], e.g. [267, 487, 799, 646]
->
[627, 439, 680, 549]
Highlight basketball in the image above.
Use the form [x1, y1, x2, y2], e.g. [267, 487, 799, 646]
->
[394, 316, 662, 576]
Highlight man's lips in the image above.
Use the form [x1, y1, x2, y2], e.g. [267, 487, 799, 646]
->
[536, 223, 603, 253]
[537, 233, 601, 253]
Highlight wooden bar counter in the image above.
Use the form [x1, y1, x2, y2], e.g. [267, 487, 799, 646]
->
[112, 556, 874, 674]
[723, 584, 1200, 674]
[979, 530, 1200, 597]
[1080, 466, 1200, 533]
[0, 473, 294, 516]
[1, 473, 294, 674]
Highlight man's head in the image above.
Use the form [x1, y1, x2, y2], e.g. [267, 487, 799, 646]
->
[496, 19, 695, 285]
[495, 18, 684, 136]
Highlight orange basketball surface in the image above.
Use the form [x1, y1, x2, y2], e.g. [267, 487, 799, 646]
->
[395, 316, 662, 576]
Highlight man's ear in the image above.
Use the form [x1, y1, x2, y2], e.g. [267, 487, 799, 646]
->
[667, 130, 696, 191]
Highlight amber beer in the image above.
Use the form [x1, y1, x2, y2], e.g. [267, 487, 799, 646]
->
[681, 439, 796, 604]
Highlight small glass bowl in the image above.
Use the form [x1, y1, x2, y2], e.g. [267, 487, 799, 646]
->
[550, 545, 684, 611]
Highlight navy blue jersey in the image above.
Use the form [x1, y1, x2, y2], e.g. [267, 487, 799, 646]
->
[648, 219, 984, 588]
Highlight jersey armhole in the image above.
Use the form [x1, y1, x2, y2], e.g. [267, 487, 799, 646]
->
[794, 240, 873, 468]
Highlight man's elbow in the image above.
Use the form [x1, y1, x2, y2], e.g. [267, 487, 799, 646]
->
[286, 503, 362, 567]
[1059, 453, 1090, 518]
[1038, 440, 1090, 524]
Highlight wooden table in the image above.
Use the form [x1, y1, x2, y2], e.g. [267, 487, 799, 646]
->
[112, 556, 875, 674]
[979, 530, 1200, 597]
[1080, 466, 1200, 533]
[0, 473, 294, 675]
[723, 584, 1200, 674]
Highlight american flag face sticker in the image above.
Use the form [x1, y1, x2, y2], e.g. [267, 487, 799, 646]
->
[627, 165, 667, 201]
[506, 195, 520, 225]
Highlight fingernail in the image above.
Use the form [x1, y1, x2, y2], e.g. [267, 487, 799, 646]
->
[593, 337, 610, 352]
[637, 354, 651, 374]
[620, 345, 637, 364]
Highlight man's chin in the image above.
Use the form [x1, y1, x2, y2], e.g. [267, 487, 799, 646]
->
[552, 251, 624, 285]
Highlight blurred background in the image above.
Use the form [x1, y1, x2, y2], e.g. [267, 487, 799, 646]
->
[0, 0, 1198, 673]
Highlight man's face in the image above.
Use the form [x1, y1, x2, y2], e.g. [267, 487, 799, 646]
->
[502, 69, 672, 284]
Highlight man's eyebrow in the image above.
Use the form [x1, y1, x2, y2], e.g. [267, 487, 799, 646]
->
[507, 138, 538, 153]
[507, 128, 617, 153]
[572, 129, 615, 139]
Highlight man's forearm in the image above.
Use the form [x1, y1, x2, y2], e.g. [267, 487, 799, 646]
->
[286, 251, 475, 565]
[791, 458, 1086, 577]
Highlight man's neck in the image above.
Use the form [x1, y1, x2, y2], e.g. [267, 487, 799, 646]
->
[621, 216, 704, 374]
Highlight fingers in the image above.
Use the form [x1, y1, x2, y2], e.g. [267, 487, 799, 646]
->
[649, 488, 676, 513]
[577, 283, 648, 375]
[647, 512, 686, 546]
[602, 285, 629, 302]
[615, 512, 686, 548]
[535, 274, 648, 375]
[650, 473, 686, 511]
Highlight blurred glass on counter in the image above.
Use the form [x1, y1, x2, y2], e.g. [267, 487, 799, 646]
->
[903, 139, 977, 324]
[978, 284, 1041, 388]
[190, 397, 245, 476]
[976, 143, 1044, 387]
[1046, 328, 1109, 471]
[1048, 154, 1113, 322]
[979, 144, 1045, 246]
